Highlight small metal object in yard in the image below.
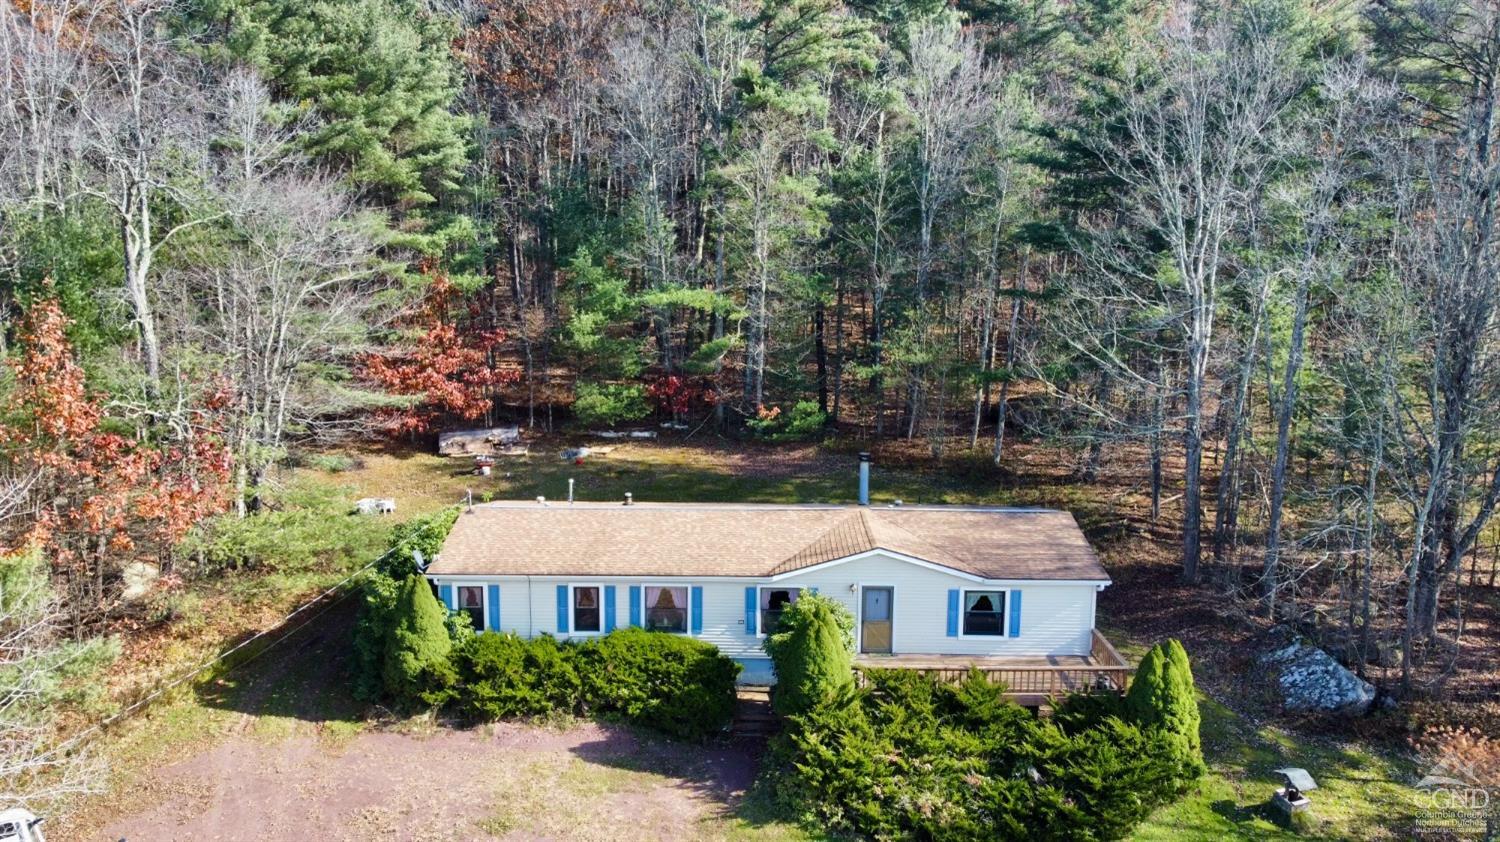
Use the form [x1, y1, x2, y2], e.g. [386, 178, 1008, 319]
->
[1271, 768, 1317, 822]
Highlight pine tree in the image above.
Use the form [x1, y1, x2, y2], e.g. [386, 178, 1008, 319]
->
[193, 0, 468, 208]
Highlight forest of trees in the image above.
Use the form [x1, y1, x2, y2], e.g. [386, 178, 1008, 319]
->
[0, 0, 1497, 802]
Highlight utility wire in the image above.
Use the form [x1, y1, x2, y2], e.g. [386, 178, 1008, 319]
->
[45, 547, 394, 761]
[44, 493, 469, 764]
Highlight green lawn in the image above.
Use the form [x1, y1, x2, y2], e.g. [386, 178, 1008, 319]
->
[293, 440, 1105, 516]
[1130, 695, 1422, 841]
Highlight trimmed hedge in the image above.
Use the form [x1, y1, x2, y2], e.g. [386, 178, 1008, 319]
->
[576, 627, 741, 739]
[450, 628, 740, 740]
[454, 632, 581, 719]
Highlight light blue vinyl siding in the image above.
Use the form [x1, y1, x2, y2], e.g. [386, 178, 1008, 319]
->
[428, 552, 1098, 659]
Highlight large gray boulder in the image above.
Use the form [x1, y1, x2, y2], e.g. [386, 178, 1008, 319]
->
[1260, 637, 1376, 716]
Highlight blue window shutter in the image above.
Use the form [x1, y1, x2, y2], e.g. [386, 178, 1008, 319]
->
[604, 586, 617, 632]
[486, 584, 501, 631]
[629, 586, 642, 627]
[438, 583, 454, 610]
[946, 589, 960, 637]
[1009, 590, 1022, 638]
[745, 587, 758, 635]
[690, 586, 704, 635]
[556, 585, 569, 634]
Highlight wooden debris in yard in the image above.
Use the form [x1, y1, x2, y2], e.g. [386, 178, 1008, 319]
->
[590, 430, 657, 439]
[438, 426, 522, 456]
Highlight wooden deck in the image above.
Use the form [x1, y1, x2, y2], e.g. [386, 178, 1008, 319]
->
[853, 631, 1133, 706]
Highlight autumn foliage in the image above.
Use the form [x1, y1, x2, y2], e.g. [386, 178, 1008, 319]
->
[0, 295, 231, 628]
[646, 374, 713, 419]
[363, 272, 515, 435]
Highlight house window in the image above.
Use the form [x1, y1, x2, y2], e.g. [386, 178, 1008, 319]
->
[644, 586, 688, 633]
[962, 590, 1006, 636]
[572, 586, 601, 633]
[760, 587, 801, 635]
[458, 585, 484, 631]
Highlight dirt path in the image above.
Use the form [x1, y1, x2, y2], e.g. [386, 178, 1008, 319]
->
[91, 721, 765, 842]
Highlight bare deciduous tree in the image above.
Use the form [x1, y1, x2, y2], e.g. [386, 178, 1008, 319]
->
[181, 75, 383, 514]
[1073, 7, 1298, 582]
[71, 0, 222, 398]
[899, 15, 996, 438]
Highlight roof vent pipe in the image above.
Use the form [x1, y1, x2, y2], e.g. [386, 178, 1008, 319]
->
[568, 478, 575, 504]
[624, 492, 633, 506]
[858, 452, 871, 506]
[536, 496, 546, 506]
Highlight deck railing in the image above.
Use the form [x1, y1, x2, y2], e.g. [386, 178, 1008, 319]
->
[853, 630, 1134, 698]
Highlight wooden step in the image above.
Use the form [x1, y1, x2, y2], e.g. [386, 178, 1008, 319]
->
[731, 686, 779, 738]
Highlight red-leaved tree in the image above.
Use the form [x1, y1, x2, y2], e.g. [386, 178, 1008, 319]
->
[0, 295, 231, 632]
[363, 272, 516, 435]
[646, 374, 714, 425]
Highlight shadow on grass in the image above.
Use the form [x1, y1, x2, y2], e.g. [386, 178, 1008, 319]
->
[1209, 797, 1279, 827]
[566, 727, 826, 840]
[193, 595, 368, 727]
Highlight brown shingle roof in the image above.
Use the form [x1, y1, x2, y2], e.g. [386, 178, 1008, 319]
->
[426, 502, 1109, 582]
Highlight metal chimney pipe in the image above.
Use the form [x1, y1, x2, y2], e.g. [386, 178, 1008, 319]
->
[568, 478, 575, 504]
[858, 452, 871, 506]
[624, 492, 633, 506]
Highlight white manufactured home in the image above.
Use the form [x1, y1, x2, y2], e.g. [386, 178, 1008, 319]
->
[424, 497, 1126, 692]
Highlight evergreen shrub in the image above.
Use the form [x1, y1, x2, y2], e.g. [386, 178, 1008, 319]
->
[763, 593, 854, 716]
[453, 632, 582, 719]
[577, 627, 741, 739]
[765, 649, 1205, 840]
[380, 574, 456, 708]
[446, 628, 740, 740]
